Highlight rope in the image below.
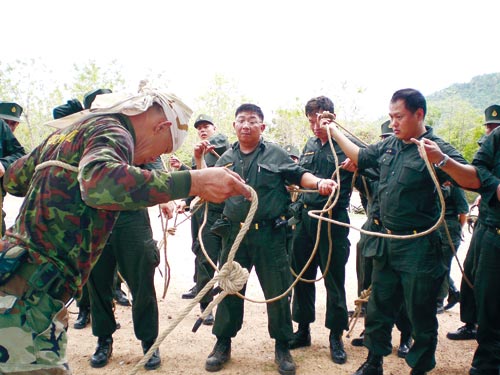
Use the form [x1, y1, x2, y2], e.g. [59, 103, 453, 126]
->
[34, 160, 79, 173]
[158, 206, 171, 300]
[346, 286, 371, 338]
[128, 187, 257, 375]
[317, 118, 474, 334]
[116, 270, 132, 302]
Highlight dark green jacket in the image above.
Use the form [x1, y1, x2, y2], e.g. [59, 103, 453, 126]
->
[298, 136, 357, 210]
[474, 126, 500, 227]
[216, 138, 308, 223]
[0, 119, 25, 193]
[357, 126, 467, 231]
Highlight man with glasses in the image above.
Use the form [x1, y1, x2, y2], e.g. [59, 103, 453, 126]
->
[203, 103, 336, 375]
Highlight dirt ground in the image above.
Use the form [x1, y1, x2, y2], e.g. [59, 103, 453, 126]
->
[4, 194, 478, 375]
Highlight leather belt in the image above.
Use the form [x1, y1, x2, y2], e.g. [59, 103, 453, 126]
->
[383, 227, 428, 235]
[239, 216, 286, 231]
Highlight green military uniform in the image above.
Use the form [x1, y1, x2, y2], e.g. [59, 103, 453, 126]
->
[212, 139, 307, 342]
[87, 158, 163, 346]
[189, 133, 230, 306]
[291, 136, 353, 337]
[0, 119, 25, 234]
[357, 126, 467, 373]
[0, 114, 190, 373]
[468, 126, 500, 372]
[355, 172, 412, 346]
[436, 184, 469, 304]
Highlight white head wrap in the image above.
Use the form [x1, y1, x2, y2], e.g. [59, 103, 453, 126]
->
[45, 82, 192, 153]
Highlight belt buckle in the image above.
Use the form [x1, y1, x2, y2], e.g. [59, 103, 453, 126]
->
[496, 228, 500, 235]
[373, 219, 380, 225]
[240, 222, 259, 230]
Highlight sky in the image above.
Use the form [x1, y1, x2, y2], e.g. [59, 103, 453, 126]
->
[3, 0, 499, 121]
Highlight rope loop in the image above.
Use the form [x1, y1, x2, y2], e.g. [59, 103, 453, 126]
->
[216, 261, 249, 295]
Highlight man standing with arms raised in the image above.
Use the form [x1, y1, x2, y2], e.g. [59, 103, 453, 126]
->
[325, 88, 476, 375]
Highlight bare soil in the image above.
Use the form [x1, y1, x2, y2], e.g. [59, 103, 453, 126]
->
[4, 195, 476, 375]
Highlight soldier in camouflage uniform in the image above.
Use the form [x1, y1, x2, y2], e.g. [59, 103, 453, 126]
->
[0, 88, 250, 375]
[204, 103, 336, 375]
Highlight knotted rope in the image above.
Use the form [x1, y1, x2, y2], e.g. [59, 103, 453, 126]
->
[128, 187, 257, 375]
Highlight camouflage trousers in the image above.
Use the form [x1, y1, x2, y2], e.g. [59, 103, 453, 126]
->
[0, 274, 70, 374]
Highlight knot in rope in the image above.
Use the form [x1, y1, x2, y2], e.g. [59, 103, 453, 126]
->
[216, 261, 249, 295]
[354, 287, 371, 307]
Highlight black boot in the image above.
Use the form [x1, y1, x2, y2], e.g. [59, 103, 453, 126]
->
[329, 332, 347, 364]
[351, 330, 365, 347]
[397, 333, 412, 358]
[74, 307, 90, 329]
[182, 284, 198, 299]
[201, 302, 215, 326]
[410, 370, 427, 375]
[205, 337, 231, 372]
[288, 324, 311, 349]
[90, 336, 113, 368]
[114, 288, 131, 306]
[436, 299, 444, 314]
[353, 351, 383, 375]
[142, 340, 161, 370]
[446, 323, 477, 340]
[444, 286, 460, 311]
[275, 340, 296, 375]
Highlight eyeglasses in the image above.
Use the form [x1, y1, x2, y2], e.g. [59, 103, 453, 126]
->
[235, 119, 261, 126]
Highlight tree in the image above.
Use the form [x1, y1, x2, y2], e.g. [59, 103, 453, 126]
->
[267, 99, 308, 149]
[0, 59, 127, 151]
[171, 74, 249, 166]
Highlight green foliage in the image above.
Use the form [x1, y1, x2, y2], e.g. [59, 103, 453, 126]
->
[0, 59, 126, 151]
[171, 74, 252, 166]
[268, 99, 309, 150]
[428, 73, 500, 111]
[66, 60, 126, 101]
[0, 58, 497, 168]
[429, 98, 484, 161]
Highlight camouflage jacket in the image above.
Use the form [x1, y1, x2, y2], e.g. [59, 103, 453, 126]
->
[1, 114, 190, 298]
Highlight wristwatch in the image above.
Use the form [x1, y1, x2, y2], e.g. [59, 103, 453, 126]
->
[435, 154, 449, 168]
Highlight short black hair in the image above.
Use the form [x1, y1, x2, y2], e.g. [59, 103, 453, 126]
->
[305, 96, 334, 117]
[235, 103, 264, 121]
[391, 88, 427, 118]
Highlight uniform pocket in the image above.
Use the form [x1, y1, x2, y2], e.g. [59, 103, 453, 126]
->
[28, 294, 68, 365]
[397, 161, 426, 186]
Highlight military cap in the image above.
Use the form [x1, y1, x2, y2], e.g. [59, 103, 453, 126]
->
[194, 114, 214, 128]
[52, 99, 84, 119]
[284, 144, 300, 159]
[0, 102, 23, 122]
[380, 120, 393, 137]
[484, 104, 500, 125]
[83, 88, 112, 109]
